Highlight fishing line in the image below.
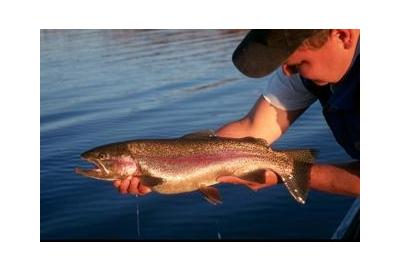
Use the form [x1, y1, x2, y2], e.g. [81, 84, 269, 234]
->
[216, 220, 222, 240]
[136, 194, 141, 240]
[215, 206, 222, 240]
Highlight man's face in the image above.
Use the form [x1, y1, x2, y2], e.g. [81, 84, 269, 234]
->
[281, 30, 357, 85]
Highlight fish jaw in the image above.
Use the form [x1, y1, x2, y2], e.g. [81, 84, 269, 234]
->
[75, 155, 139, 181]
[75, 157, 114, 180]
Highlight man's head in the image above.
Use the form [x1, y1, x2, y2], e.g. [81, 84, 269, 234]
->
[233, 29, 360, 85]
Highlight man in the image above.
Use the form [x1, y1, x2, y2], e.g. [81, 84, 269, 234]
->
[114, 29, 360, 198]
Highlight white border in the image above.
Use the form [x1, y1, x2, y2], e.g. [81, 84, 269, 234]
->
[2, 0, 399, 269]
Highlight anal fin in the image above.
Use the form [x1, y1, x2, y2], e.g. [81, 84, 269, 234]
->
[199, 186, 222, 205]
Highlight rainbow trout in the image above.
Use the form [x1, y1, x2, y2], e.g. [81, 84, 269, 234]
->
[75, 131, 316, 204]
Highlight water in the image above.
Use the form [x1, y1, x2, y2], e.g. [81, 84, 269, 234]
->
[41, 29, 355, 240]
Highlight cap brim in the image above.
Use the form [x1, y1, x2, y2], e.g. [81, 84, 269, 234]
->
[233, 30, 296, 78]
[233, 30, 318, 78]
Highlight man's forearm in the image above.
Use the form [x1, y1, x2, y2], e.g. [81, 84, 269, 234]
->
[309, 161, 360, 196]
[216, 96, 305, 144]
[216, 118, 251, 138]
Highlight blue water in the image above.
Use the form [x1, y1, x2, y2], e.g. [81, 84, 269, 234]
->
[41, 29, 355, 240]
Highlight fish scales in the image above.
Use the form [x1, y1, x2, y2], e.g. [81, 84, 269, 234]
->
[75, 131, 316, 204]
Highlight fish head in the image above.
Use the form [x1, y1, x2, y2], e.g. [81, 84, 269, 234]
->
[75, 143, 138, 181]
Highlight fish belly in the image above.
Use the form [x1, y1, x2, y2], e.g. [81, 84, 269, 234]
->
[151, 177, 218, 194]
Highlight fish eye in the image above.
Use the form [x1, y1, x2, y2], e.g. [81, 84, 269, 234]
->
[98, 153, 107, 159]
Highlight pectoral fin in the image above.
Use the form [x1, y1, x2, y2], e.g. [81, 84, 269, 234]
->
[199, 186, 222, 205]
[140, 176, 164, 187]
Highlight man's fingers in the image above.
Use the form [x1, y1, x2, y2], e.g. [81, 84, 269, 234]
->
[128, 177, 140, 194]
[112, 177, 152, 196]
[119, 179, 131, 194]
[137, 184, 152, 195]
[113, 177, 152, 196]
[113, 180, 121, 188]
[265, 170, 279, 185]
[127, 177, 152, 195]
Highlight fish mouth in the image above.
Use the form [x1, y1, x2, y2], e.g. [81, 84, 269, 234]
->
[75, 157, 110, 180]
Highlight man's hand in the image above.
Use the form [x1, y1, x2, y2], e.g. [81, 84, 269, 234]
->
[113, 177, 152, 195]
[216, 170, 279, 191]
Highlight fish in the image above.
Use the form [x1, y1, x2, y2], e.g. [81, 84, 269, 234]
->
[75, 131, 317, 204]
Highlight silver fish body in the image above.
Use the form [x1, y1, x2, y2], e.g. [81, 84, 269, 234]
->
[75, 132, 316, 204]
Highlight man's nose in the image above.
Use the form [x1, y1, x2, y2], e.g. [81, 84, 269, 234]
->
[281, 64, 298, 76]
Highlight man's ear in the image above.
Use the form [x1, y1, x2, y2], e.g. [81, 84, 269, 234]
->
[331, 29, 354, 49]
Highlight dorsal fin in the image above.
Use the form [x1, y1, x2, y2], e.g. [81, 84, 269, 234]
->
[241, 136, 269, 147]
[277, 149, 318, 163]
[180, 130, 216, 139]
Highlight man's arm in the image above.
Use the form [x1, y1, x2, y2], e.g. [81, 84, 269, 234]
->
[310, 162, 360, 196]
[216, 96, 306, 144]
[216, 96, 360, 197]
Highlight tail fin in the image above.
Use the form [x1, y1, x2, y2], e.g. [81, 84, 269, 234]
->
[281, 161, 311, 204]
[279, 149, 317, 204]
